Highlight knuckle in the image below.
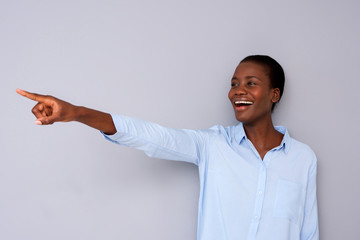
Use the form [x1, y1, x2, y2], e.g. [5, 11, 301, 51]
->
[31, 108, 38, 114]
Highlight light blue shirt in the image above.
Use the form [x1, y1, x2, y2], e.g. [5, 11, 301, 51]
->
[103, 114, 319, 240]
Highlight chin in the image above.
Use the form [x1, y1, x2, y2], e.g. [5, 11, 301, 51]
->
[234, 114, 250, 123]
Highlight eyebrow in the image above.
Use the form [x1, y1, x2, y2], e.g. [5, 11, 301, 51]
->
[231, 76, 262, 81]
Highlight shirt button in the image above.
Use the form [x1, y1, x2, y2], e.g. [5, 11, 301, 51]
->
[258, 191, 263, 195]
[255, 216, 259, 220]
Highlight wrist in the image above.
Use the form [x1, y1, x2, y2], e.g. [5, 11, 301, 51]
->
[72, 105, 85, 122]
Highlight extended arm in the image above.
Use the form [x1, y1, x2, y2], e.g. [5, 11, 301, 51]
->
[16, 89, 116, 135]
[17, 88, 207, 165]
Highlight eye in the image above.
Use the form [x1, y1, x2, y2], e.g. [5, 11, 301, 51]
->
[247, 81, 256, 86]
[231, 82, 238, 88]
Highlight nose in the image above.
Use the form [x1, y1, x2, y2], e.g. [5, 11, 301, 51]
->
[235, 83, 247, 95]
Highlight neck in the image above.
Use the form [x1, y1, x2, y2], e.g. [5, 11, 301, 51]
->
[243, 115, 283, 159]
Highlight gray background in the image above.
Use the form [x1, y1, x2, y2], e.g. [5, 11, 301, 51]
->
[1, 0, 359, 239]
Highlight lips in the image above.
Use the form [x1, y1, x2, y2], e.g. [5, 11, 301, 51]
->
[233, 100, 254, 107]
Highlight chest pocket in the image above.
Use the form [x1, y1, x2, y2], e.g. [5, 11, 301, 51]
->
[273, 179, 304, 223]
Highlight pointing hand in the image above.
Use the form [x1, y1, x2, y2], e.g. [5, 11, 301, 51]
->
[16, 88, 77, 125]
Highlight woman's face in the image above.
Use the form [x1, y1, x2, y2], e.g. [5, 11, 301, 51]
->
[228, 61, 280, 124]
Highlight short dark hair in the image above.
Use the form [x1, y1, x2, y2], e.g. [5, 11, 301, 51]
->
[240, 55, 285, 111]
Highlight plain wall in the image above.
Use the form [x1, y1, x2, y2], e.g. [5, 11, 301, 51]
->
[1, 0, 359, 239]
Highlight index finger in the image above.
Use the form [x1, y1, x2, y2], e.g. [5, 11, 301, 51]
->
[16, 88, 47, 102]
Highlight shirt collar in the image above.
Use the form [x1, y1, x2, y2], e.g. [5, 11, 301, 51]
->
[234, 122, 246, 144]
[234, 122, 291, 154]
[274, 125, 291, 154]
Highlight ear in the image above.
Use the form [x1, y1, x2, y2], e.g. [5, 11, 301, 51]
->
[271, 88, 280, 103]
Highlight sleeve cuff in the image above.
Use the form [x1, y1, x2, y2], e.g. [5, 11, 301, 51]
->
[100, 114, 124, 143]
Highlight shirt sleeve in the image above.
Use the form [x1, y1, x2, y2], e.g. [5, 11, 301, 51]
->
[101, 114, 208, 165]
[300, 154, 319, 240]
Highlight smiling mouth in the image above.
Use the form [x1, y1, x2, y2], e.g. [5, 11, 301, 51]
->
[234, 100, 254, 107]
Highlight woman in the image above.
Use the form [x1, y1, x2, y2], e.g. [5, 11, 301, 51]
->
[17, 55, 318, 240]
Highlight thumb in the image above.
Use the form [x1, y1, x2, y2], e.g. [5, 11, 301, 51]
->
[35, 115, 59, 125]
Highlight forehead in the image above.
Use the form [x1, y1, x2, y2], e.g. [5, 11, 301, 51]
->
[233, 61, 270, 79]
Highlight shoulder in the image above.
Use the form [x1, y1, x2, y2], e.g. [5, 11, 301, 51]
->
[199, 124, 241, 144]
[191, 124, 234, 138]
[206, 124, 237, 135]
[287, 135, 317, 167]
[193, 125, 228, 139]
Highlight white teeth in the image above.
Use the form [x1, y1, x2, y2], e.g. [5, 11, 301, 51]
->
[235, 100, 253, 105]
